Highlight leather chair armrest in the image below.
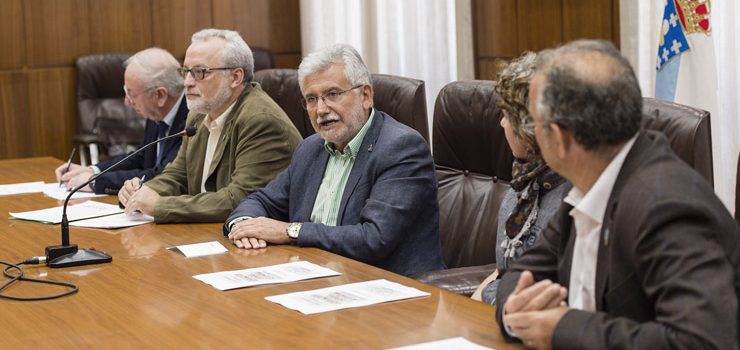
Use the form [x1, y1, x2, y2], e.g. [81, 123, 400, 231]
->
[411, 263, 496, 297]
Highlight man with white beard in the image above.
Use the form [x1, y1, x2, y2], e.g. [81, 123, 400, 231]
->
[119, 28, 302, 223]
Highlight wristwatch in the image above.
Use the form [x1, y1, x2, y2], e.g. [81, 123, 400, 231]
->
[286, 222, 302, 240]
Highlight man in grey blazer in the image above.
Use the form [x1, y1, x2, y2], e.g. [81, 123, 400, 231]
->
[495, 40, 739, 349]
[224, 44, 445, 276]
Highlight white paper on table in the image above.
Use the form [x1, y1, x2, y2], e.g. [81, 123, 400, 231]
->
[42, 183, 106, 200]
[9, 201, 123, 224]
[0, 181, 45, 196]
[170, 241, 228, 258]
[388, 337, 494, 350]
[194, 261, 341, 291]
[70, 212, 154, 229]
[264, 279, 430, 315]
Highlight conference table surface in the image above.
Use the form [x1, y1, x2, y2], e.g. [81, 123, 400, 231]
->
[0, 157, 521, 349]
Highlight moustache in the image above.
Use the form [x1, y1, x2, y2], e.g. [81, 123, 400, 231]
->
[316, 113, 340, 125]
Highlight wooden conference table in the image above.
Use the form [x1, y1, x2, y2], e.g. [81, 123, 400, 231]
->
[0, 157, 520, 349]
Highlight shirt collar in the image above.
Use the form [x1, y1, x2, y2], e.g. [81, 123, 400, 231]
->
[160, 92, 184, 127]
[202, 100, 236, 131]
[324, 108, 375, 157]
[564, 133, 639, 225]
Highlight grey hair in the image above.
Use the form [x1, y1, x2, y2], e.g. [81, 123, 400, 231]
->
[124, 47, 184, 96]
[297, 44, 372, 93]
[191, 28, 254, 84]
[534, 39, 642, 150]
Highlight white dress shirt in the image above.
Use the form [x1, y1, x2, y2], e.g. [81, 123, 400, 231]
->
[564, 134, 637, 311]
[201, 102, 236, 193]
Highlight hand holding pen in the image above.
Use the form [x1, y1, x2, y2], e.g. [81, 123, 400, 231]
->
[58, 148, 77, 188]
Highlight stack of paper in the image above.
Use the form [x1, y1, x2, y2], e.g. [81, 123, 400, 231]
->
[10, 201, 123, 224]
[194, 261, 341, 290]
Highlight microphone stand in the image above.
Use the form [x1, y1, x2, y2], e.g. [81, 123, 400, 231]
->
[45, 128, 195, 268]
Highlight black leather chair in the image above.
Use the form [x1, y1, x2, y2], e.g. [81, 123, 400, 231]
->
[411, 80, 513, 296]
[736, 153, 739, 224]
[75, 53, 142, 165]
[254, 69, 430, 141]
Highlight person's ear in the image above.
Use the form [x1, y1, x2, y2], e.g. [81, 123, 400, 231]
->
[549, 123, 571, 159]
[231, 68, 245, 88]
[361, 84, 373, 110]
[155, 87, 168, 107]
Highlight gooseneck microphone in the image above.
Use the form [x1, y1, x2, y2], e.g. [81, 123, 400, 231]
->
[45, 127, 197, 268]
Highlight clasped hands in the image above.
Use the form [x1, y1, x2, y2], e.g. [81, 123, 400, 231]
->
[503, 271, 570, 350]
[227, 217, 291, 249]
[118, 177, 159, 216]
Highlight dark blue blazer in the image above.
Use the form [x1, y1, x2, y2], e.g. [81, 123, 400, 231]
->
[225, 110, 445, 276]
[93, 95, 188, 194]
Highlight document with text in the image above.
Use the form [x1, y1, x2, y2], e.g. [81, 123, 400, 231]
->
[193, 261, 341, 291]
[42, 183, 106, 200]
[388, 337, 493, 350]
[265, 279, 430, 315]
[9, 201, 123, 224]
[0, 181, 45, 196]
[70, 212, 154, 229]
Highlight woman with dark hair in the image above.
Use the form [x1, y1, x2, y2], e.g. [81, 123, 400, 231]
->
[472, 52, 568, 304]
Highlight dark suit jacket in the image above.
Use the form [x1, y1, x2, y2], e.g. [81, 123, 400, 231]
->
[225, 110, 446, 276]
[92, 95, 189, 194]
[496, 131, 740, 350]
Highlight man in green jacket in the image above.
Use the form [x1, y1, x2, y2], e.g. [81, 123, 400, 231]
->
[118, 28, 302, 223]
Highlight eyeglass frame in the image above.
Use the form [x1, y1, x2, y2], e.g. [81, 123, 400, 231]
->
[177, 66, 239, 81]
[301, 85, 365, 110]
[123, 85, 155, 100]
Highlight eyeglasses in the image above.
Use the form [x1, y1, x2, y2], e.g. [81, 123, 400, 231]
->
[301, 85, 364, 110]
[177, 66, 238, 81]
[123, 85, 154, 100]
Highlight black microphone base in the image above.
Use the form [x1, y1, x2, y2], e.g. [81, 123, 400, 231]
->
[45, 244, 112, 268]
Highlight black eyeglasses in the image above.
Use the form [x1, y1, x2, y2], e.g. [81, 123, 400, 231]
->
[177, 66, 238, 81]
[301, 85, 364, 110]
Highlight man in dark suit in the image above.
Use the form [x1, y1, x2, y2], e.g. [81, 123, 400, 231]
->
[223, 44, 445, 276]
[56, 47, 188, 195]
[495, 39, 739, 350]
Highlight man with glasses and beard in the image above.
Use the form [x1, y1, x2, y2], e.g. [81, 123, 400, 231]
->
[118, 28, 302, 223]
[223, 44, 445, 276]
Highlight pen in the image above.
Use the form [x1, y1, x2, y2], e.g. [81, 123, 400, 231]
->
[138, 175, 146, 189]
[59, 148, 77, 188]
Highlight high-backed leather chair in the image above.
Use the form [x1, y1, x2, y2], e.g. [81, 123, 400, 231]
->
[736, 153, 739, 224]
[75, 53, 142, 165]
[252, 47, 275, 72]
[254, 69, 430, 141]
[642, 97, 713, 185]
[411, 80, 513, 295]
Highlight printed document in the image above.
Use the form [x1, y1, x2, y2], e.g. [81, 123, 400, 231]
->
[194, 261, 341, 291]
[0, 181, 45, 196]
[42, 183, 105, 200]
[9, 201, 123, 224]
[388, 337, 493, 350]
[265, 279, 430, 314]
[170, 241, 228, 258]
[70, 212, 154, 229]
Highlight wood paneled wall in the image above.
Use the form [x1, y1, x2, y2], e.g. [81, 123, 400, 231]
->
[473, 0, 620, 80]
[0, 0, 301, 161]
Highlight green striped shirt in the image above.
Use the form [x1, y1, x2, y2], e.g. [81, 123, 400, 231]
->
[309, 110, 375, 226]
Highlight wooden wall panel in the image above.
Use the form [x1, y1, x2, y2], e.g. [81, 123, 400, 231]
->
[212, 0, 270, 49]
[273, 54, 302, 70]
[24, 0, 90, 67]
[0, 0, 25, 70]
[152, 0, 213, 60]
[475, 0, 518, 58]
[89, 0, 153, 53]
[267, 0, 301, 53]
[516, 0, 563, 52]
[27, 68, 77, 160]
[563, 0, 614, 42]
[0, 72, 31, 159]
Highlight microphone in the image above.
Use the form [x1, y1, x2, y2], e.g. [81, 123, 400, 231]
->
[45, 127, 197, 268]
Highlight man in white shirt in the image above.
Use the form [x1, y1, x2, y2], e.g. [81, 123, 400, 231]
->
[495, 39, 739, 350]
